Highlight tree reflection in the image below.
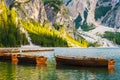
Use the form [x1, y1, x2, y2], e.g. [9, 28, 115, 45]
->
[56, 66, 110, 80]
[0, 62, 17, 80]
[0, 60, 116, 80]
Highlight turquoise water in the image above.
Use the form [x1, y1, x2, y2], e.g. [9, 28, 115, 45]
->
[0, 48, 120, 80]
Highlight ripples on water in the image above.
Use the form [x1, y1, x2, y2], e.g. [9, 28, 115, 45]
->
[0, 48, 120, 80]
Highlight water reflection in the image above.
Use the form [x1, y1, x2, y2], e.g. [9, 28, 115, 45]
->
[0, 48, 120, 80]
[56, 66, 109, 80]
[0, 60, 118, 80]
[0, 62, 17, 80]
[108, 67, 116, 74]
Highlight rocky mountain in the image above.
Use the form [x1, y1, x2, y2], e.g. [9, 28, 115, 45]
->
[5, 0, 47, 24]
[63, 0, 120, 29]
[1, 0, 120, 47]
[1, 0, 86, 47]
[6, 0, 120, 32]
[5, 0, 74, 37]
[100, 0, 120, 29]
[62, 0, 120, 47]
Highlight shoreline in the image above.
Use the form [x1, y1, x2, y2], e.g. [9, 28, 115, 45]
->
[0, 46, 120, 50]
[0, 47, 54, 53]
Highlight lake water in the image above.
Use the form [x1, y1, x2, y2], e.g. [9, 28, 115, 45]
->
[0, 48, 120, 80]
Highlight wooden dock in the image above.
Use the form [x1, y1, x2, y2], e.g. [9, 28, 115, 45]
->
[0, 53, 47, 65]
[0, 48, 54, 53]
[0, 48, 54, 65]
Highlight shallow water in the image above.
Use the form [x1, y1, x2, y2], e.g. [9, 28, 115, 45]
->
[0, 48, 120, 80]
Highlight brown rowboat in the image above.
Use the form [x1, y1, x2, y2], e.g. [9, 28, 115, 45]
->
[0, 53, 47, 65]
[17, 55, 47, 64]
[55, 55, 115, 67]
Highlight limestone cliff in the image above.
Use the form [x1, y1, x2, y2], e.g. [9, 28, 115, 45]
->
[63, 0, 120, 29]
[44, 4, 74, 37]
[5, 0, 75, 37]
[63, 0, 120, 47]
[4, 0, 120, 47]
[100, 0, 120, 29]
[5, 0, 47, 24]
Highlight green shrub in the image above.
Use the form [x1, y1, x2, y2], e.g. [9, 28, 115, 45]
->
[74, 12, 94, 31]
[103, 31, 120, 45]
[95, 6, 112, 20]
[81, 22, 95, 31]
[42, 0, 63, 12]
[74, 14, 82, 29]
[88, 42, 100, 47]
[102, 0, 109, 2]
[66, 0, 72, 6]
[22, 20, 68, 47]
[0, 3, 28, 47]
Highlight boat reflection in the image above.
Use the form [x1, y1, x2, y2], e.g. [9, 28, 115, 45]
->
[108, 66, 116, 74]
[56, 65, 116, 80]
[36, 63, 47, 68]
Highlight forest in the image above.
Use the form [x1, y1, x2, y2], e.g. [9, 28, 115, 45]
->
[0, 3, 28, 47]
[21, 20, 68, 47]
[0, 1, 89, 47]
[0, 4, 68, 47]
[42, 0, 63, 12]
[103, 31, 120, 45]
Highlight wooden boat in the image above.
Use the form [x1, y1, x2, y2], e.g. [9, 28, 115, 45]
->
[22, 49, 54, 52]
[0, 49, 54, 53]
[0, 49, 19, 53]
[55, 55, 115, 67]
[0, 53, 47, 65]
[0, 53, 11, 61]
[17, 54, 47, 64]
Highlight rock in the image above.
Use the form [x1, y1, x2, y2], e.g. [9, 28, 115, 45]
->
[44, 2, 75, 37]
[5, 0, 75, 37]
[5, 0, 47, 24]
[63, 0, 120, 29]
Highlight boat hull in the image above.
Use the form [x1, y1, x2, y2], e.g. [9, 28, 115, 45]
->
[18, 56, 36, 64]
[0, 53, 47, 65]
[17, 55, 47, 64]
[55, 55, 114, 67]
[0, 54, 11, 61]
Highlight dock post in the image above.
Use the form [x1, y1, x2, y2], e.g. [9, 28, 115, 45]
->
[11, 54, 18, 64]
[108, 60, 115, 73]
[36, 56, 47, 65]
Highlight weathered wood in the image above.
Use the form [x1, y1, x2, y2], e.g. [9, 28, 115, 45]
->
[0, 53, 11, 61]
[0, 49, 19, 53]
[55, 55, 115, 67]
[12, 55, 18, 63]
[0, 49, 54, 53]
[22, 49, 54, 52]
[36, 56, 47, 65]
[0, 53, 47, 65]
[108, 60, 115, 73]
